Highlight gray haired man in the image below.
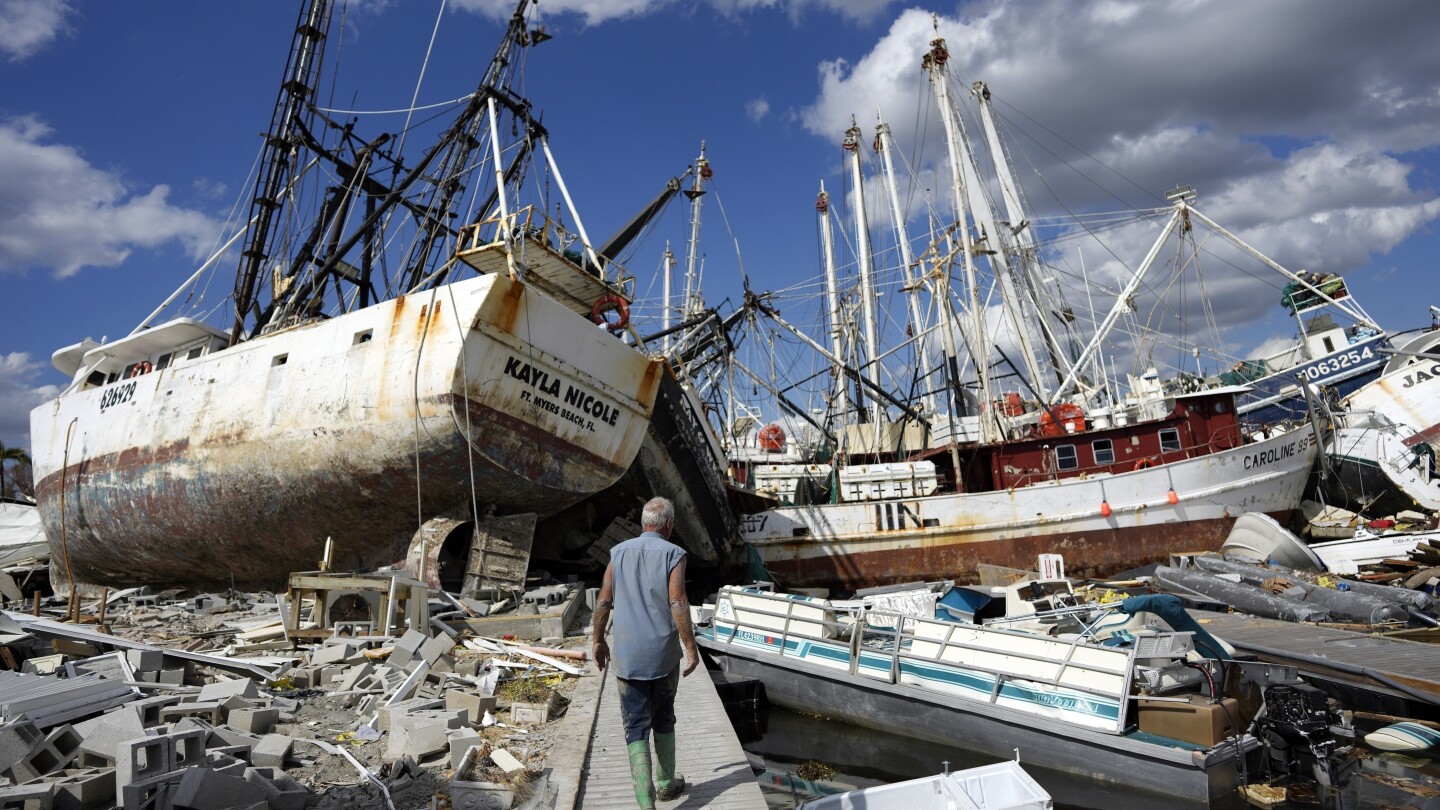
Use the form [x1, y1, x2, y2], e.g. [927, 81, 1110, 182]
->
[592, 496, 699, 808]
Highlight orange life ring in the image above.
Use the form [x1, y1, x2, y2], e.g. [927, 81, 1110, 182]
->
[1133, 458, 1156, 471]
[128, 361, 153, 378]
[590, 295, 629, 332]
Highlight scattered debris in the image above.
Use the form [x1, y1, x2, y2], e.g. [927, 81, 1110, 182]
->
[0, 567, 593, 809]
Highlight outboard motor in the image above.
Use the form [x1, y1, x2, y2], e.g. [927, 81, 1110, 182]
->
[1253, 682, 1353, 793]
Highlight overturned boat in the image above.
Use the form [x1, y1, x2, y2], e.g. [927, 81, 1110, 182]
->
[29, 0, 735, 587]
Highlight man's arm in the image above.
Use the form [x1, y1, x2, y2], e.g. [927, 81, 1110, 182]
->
[591, 563, 615, 670]
[668, 556, 699, 676]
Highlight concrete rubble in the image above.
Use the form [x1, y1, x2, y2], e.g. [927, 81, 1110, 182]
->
[0, 571, 595, 809]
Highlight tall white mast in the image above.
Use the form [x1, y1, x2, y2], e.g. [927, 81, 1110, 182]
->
[682, 142, 710, 319]
[843, 119, 885, 445]
[817, 185, 849, 450]
[923, 33, 994, 441]
[874, 115, 936, 417]
[660, 242, 676, 354]
[972, 80, 1075, 393]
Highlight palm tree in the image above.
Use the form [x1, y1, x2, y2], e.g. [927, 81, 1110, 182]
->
[0, 442, 30, 500]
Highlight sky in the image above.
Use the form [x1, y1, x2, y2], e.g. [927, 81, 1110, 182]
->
[3, 0, 1440, 452]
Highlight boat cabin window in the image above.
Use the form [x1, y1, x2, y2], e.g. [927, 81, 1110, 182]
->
[1092, 439, 1114, 465]
[186, 347, 203, 360]
[1055, 445, 1078, 471]
[87, 371, 106, 387]
[1159, 428, 1182, 453]
[157, 353, 173, 371]
[1322, 336, 1335, 353]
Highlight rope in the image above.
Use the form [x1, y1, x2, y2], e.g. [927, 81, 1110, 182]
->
[315, 93, 475, 117]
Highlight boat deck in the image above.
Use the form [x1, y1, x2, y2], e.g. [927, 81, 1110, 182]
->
[575, 664, 765, 808]
[1193, 609, 1440, 699]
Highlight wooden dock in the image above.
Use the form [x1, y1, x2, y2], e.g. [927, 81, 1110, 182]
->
[574, 665, 766, 808]
[1194, 609, 1440, 702]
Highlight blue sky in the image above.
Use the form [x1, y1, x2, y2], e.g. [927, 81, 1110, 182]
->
[3, 0, 1440, 451]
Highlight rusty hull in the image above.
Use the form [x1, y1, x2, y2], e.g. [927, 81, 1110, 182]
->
[32, 273, 661, 589]
[758, 512, 1294, 592]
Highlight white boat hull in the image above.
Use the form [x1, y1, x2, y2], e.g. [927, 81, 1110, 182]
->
[740, 427, 1317, 589]
[29, 273, 662, 586]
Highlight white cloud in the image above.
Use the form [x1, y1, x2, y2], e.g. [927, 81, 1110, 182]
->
[745, 97, 771, 123]
[0, 352, 59, 450]
[448, 0, 898, 26]
[0, 0, 74, 62]
[792, 0, 1440, 349]
[0, 116, 221, 279]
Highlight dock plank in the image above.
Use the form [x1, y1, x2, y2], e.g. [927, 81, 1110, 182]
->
[577, 665, 765, 808]
[1194, 609, 1440, 696]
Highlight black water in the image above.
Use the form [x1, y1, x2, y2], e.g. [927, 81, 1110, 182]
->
[720, 682, 1440, 809]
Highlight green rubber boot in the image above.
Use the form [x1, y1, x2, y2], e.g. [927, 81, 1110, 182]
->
[654, 732, 686, 801]
[627, 740, 656, 809]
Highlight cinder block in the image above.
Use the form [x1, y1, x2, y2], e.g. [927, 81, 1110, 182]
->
[445, 689, 497, 719]
[125, 650, 164, 673]
[393, 629, 427, 657]
[159, 703, 222, 727]
[224, 708, 278, 737]
[172, 766, 266, 810]
[52, 765, 116, 809]
[129, 696, 181, 728]
[454, 659, 481, 677]
[115, 737, 170, 789]
[309, 643, 353, 667]
[120, 768, 185, 810]
[205, 726, 260, 753]
[417, 635, 453, 666]
[0, 780, 56, 810]
[156, 669, 186, 685]
[250, 734, 292, 769]
[168, 729, 206, 771]
[75, 710, 147, 764]
[0, 720, 43, 772]
[446, 728, 483, 768]
[196, 679, 257, 704]
[205, 751, 248, 777]
[333, 663, 375, 692]
[243, 766, 310, 810]
[388, 714, 452, 760]
[377, 698, 442, 732]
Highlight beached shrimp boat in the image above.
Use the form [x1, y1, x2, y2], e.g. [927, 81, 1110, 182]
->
[28, 0, 732, 587]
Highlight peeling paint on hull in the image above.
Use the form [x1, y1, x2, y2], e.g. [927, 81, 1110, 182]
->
[31, 273, 662, 587]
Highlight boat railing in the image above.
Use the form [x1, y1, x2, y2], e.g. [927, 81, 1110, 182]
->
[455, 206, 637, 298]
[714, 587, 1135, 728]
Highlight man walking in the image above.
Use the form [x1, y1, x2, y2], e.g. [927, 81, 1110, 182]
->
[592, 497, 700, 808]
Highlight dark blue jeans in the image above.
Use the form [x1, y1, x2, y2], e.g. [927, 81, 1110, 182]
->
[616, 666, 679, 745]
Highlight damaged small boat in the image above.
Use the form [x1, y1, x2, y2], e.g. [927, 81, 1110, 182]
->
[29, 0, 735, 587]
[698, 580, 1261, 802]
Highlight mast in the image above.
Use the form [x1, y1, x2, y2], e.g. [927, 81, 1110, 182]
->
[935, 74, 1047, 405]
[923, 33, 993, 441]
[682, 143, 711, 320]
[231, 0, 332, 344]
[843, 120, 885, 443]
[817, 185, 849, 451]
[874, 115, 936, 418]
[243, 0, 551, 336]
[661, 243, 676, 354]
[972, 80, 1076, 391]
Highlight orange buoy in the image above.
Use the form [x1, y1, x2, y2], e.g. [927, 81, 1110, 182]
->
[757, 423, 787, 452]
[1100, 500, 1112, 518]
[1167, 489, 1179, 505]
